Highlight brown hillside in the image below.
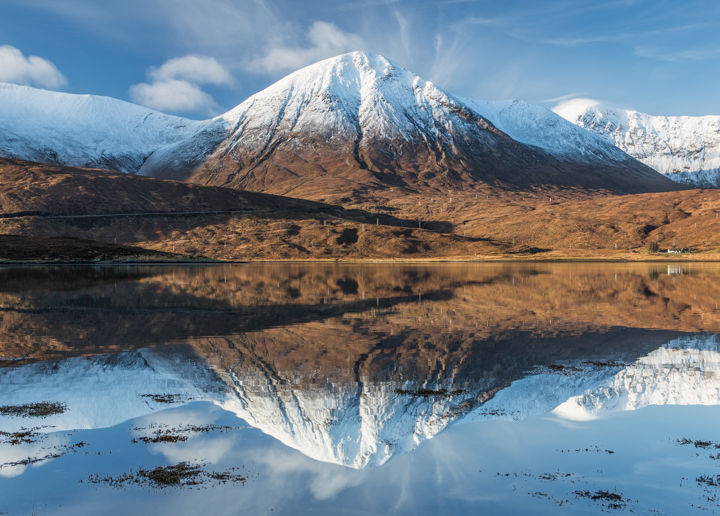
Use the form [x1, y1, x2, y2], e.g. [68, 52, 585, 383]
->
[1, 158, 719, 260]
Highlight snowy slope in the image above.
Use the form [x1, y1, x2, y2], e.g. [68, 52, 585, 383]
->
[138, 51, 514, 182]
[554, 98, 720, 187]
[139, 52, 673, 195]
[0, 55, 672, 195]
[0, 347, 229, 435]
[461, 98, 636, 165]
[0, 83, 206, 173]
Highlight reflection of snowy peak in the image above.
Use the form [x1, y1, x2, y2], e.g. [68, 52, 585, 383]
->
[0, 348, 228, 434]
[555, 98, 720, 187]
[219, 372, 496, 469]
[2, 335, 719, 469]
[554, 334, 720, 420]
[0, 83, 206, 173]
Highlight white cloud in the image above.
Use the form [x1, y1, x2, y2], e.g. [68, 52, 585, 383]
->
[253, 21, 366, 74]
[541, 92, 591, 104]
[129, 54, 233, 114]
[148, 54, 233, 85]
[129, 79, 214, 112]
[0, 45, 67, 89]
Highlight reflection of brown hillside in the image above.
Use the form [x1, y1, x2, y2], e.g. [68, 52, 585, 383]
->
[190, 324, 678, 396]
[1, 263, 719, 366]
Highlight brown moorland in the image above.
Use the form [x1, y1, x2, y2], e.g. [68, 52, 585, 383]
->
[1, 157, 720, 261]
[0, 234, 191, 263]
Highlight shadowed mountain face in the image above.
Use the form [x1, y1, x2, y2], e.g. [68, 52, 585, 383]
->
[1, 264, 720, 468]
[139, 53, 679, 201]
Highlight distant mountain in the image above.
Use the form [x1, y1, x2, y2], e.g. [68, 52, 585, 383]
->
[0, 54, 680, 201]
[461, 98, 637, 165]
[0, 83, 205, 174]
[554, 98, 720, 188]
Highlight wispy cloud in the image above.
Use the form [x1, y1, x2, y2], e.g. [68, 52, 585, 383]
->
[0, 45, 67, 89]
[540, 92, 591, 104]
[542, 22, 708, 48]
[634, 45, 720, 62]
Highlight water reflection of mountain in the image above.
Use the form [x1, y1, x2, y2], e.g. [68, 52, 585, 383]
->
[2, 263, 720, 366]
[555, 334, 720, 420]
[2, 329, 715, 469]
[2, 264, 720, 468]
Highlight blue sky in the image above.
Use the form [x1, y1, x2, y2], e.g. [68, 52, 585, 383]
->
[0, 0, 718, 118]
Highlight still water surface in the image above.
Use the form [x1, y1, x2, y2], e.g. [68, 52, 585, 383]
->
[1, 263, 720, 514]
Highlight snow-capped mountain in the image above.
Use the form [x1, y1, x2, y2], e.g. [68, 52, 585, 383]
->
[139, 52, 675, 198]
[554, 98, 720, 188]
[0, 53, 677, 199]
[461, 98, 637, 166]
[0, 83, 206, 173]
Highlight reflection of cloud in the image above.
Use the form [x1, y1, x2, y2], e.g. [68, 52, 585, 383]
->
[133, 406, 241, 465]
[0, 434, 70, 478]
[0, 45, 67, 89]
[256, 448, 365, 500]
[132, 406, 217, 431]
[130, 55, 233, 114]
[252, 21, 366, 74]
[150, 435, 239, 465]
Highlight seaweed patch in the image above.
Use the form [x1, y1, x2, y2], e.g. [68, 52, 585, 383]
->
[0, 426, 57, 445]
[139, 394, 195, 404]
[84, 462, 251, 490]
[0, 402, 67, 418]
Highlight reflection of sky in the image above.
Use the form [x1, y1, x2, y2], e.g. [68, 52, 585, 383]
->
[4, 402, 720, 515]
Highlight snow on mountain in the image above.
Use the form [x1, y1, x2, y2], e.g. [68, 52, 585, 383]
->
[138, 51, 675, 196]
[554, 98, 720, 187]
[0, 54, 675, 195]
[138, 51, 519, 184]
[0, 83, 206, 173]
[554, 334, 720, 420]
[461, 98, 635, 165]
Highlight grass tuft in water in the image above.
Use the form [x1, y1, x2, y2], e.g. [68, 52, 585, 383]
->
[0, 402, 66, 418]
